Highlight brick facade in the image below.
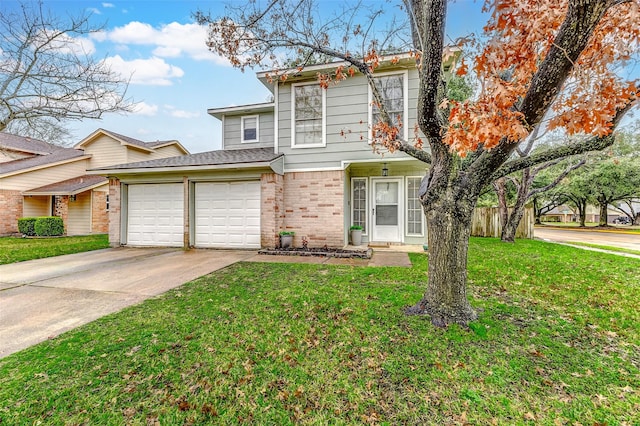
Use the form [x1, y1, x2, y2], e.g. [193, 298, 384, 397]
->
[108, 178, 121, 247]
[282, 170, 344, 248]
[261, 173, 284, 248]
[0, 190, 23, 235]
[53, 195, 69, 234]
[91, 191, 109, 234]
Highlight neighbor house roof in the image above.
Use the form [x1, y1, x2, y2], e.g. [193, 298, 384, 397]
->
[89, 147, 284, 174]
[0, 132, 65, 156]
[75, 128, 189, 154]
[0, 148, 88, 177]
[23, 175, 108, 196]
[207, 102, 275, 120]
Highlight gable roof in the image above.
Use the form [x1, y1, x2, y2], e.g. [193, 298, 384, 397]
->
[75, 128, 189, 154]
[23, 175, 108, 196]
[0, 148, 87, 177]
[0, 132, 65, 156]
[89, 147, 283, 174]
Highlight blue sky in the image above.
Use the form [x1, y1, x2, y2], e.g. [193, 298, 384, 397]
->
[6, 0, 486, 153]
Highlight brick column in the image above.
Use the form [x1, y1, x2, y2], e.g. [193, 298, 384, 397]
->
[261, 173, 284, 248]
[108, 178, 121, 247]
[53, 195, 69, 235]
[0, 190, 23, 235]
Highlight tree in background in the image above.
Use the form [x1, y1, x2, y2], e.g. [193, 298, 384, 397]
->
[198, 0, 638, 327]
[0, 1, 133, 144]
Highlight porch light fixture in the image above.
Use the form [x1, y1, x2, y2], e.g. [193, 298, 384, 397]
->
[382, 163, 389, 176]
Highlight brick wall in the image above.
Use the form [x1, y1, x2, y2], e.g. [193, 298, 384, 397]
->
[91, 191, 109, 234]
[53, 195, 69, 235]
[282, 170, 344, 248]
[261, 173, 284, 248]
[108, 178, 121, 247]
[0, 190, 23, 235]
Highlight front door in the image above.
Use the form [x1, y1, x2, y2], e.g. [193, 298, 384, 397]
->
[371, 178, 402, 242]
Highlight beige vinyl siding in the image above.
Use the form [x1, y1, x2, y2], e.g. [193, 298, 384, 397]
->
[1, 159, 89, 191]
[278, 68, 425, 171]
[67, 191, 92, 235]
[223, 113, 274, 150]
[23, 196, 51, 217]
[82, 135, 128, 169]
[152, 144, 186, 158]
[126, 147, 154, 163]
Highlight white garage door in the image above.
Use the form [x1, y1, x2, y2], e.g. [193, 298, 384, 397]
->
[195, 181, 260, 248]
[127, 183, 183, 247]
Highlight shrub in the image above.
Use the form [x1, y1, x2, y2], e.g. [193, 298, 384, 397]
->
[349, 225, 363, 231]
[34, 216, 64, 236]
[17, 217, 37, 236]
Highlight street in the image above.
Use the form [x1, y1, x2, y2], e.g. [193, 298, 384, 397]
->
[535, 227, 640, 252]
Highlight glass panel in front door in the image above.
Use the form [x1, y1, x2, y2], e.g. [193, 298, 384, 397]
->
[375, 181, 398, 225]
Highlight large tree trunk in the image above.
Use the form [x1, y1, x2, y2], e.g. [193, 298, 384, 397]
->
[533, 198, 543, 225]
[501, 169, 531, 242]
[634, 212, 640, 226]
[406, 190, 478, 327]
[598, 201, 609, 226]
[494, 177, 509, 230]
[578, 200, 587, 227]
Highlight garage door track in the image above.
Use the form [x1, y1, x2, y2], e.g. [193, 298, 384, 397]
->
[0, 248, 254, 358]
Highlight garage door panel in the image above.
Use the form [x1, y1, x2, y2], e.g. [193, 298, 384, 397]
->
[195, 181, 261, 249]
[127, 184, 183, 247]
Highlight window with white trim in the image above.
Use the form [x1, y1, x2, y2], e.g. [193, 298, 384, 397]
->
[292, 83, 325, 147]
[370, 72, 408, 140]
[241, 115, 259, 143]
[351, 178, 367, 234]
[406, 177, 424, 236]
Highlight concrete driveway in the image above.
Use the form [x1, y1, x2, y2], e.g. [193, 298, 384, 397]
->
[0, 247, 255, 358]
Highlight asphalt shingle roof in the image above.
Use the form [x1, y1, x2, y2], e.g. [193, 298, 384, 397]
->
[0, 148, 86, 175]
[91, 147, 282, 171]
[0, 133, 64, 155]
[23, 175, 108, 195]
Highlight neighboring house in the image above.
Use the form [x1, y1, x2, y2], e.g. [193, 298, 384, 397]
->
[540, 204, 622, 223]
[94, 53, 456, 249]
[0, 129, 188, 236]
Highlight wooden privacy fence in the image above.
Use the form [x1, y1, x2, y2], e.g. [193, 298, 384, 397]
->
[471, 207, 534, 239]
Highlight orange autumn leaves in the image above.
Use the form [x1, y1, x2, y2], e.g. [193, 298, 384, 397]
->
[445, 0, 638, 156]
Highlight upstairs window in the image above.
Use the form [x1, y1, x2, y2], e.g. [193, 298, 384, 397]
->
[370, 72, 408, 140]
[241, 115, 259, 143]
[292, 83, 326, 148]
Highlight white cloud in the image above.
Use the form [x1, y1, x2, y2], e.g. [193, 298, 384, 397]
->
[102, 55, 184, 86]
[165, 106, 200, 119]
[131, 102, 158, 116]
[45, 33, 96, 56]
[87, 7, 102, 15]
[104, 21, 227, 64]
[102, 2, 115, 7]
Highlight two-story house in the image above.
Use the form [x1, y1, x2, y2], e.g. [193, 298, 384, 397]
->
[0, 129, 188, 236]
[94, 54, 445, 249]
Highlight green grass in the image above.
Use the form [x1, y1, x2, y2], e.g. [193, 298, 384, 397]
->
[565, 241, 640, 257]
[1, 238, 639, 424]
[0, 234, 109, 264]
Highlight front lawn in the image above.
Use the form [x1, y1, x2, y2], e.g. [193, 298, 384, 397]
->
[0, 239, 638, 424]
[0, 234, 109, 265]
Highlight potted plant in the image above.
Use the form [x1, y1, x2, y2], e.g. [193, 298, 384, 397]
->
[349, 225, 363, 246]
[279, 231, 295, 248]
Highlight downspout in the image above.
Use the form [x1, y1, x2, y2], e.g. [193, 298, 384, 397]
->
[274, 81, 279, 154]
